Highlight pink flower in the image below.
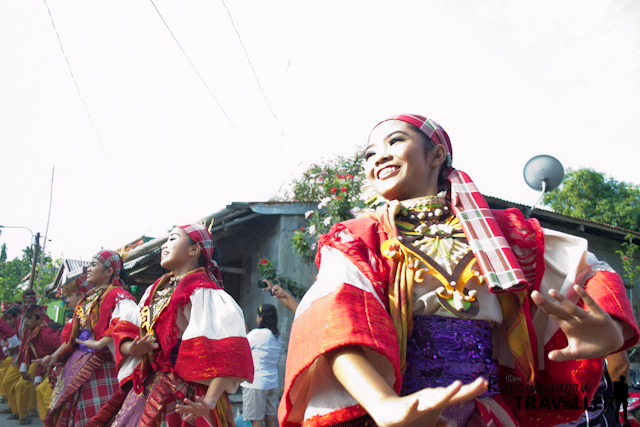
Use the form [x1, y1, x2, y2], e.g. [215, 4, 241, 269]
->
[300, 227, 305, 231]
[624, 256, 629, 260]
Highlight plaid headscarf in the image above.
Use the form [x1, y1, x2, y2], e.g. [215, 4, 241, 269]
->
[22, 289, 37, 303]
[24, 304, 46, 318]
[93, 250, 125, 287]
[76, 275, 94, 294]
[370, 114, 536, 383]
[179, 223, 222, 283]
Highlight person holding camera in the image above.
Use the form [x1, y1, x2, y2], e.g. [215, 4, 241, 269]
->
[259, 280, 298, 313]
[242, 304, 281, 427]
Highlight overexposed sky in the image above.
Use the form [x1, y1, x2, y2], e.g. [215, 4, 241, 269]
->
[1, 0, 639, 262]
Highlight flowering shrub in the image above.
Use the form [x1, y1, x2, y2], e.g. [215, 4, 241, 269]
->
[256, 258, 305, 299]
[616, 234, 640, 287]
[289, 151, 366, 263]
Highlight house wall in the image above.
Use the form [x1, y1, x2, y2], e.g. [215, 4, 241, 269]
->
[215, 214, 318, 390]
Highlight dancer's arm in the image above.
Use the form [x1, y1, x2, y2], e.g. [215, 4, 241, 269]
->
[119, 334, 158, 356]
[175, 377, 236, 422]
[75, 335, 113, 350]
[327, 345, 487, 427]
[607, 351, 630, 384]
[33, 341, 65, 366]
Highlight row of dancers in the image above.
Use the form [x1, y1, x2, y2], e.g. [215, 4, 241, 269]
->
[0, 112, 638, 427]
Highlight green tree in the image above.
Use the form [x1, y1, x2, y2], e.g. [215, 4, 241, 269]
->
[543, 168, 640, 231]
[0, 245, 57, 302]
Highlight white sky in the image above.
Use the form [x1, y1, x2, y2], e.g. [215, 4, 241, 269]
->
[1, 0, 639, 262]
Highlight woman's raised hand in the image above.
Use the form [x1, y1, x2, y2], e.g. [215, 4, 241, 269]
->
[531, 284, 624, 361]
[370, 378, 487, 427]
[128, 334, 159, 356]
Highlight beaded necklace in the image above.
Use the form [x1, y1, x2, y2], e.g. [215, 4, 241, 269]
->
[139, 273, 185, 338]
[395, 193, 470, 275]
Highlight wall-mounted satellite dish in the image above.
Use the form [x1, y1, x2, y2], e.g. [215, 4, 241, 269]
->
[523, 155, 564, 216]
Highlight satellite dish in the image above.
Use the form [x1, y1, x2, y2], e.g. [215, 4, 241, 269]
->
[523, 155, 564, 216]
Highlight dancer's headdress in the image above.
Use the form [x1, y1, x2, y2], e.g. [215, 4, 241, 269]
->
[179, 223, 222, 283]
[92, 250, 125, 287]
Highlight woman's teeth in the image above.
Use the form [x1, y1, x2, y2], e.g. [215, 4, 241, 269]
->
[379, 166, 398, 179]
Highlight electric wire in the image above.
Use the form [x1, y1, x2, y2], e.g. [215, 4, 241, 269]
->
[149, 0, 240, 135]
[42, 0, 121, 191]
[220, 0, 285, 140]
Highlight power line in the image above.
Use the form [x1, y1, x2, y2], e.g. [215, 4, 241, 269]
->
[42, 0, 121, 191]
[149, 0, 241, 135]
[220, 0, 285, 140]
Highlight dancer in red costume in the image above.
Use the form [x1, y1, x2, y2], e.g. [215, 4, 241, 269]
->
[93, 223, 253, 427]
[279, 114, 639, 427]
[39, 250, 137, 426]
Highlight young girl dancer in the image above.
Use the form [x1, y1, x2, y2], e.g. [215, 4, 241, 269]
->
[279, 114, 639, 427]
[96, 223, 253, 427]
[40, 250, 137, 426]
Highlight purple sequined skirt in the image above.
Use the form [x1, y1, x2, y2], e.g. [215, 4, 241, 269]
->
[401, 315, 498, 396]
[401, 315, 499, 426]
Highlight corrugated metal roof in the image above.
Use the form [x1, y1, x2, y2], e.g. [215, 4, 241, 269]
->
[484, 195, 640, 239]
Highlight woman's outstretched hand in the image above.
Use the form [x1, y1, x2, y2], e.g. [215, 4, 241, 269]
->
[127, 334, 159, 356]
[531, 284, 624, 362]
[371, 378, 487, 427]
[175, 396, 216, 423]
[34, 353, 60, 367]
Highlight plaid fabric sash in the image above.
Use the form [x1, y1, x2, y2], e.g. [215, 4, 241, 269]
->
[448, 170, 528, 292]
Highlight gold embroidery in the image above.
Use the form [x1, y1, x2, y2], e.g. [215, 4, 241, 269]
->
[139, 279, 178, 339]
[75, 287, 106, 328]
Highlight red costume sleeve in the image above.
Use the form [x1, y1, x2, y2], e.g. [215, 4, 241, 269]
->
[279, 219, 400, 427]
[31, 326, 61, 378]
[0, 319, 15, 340]
[111, 319, 139, 372]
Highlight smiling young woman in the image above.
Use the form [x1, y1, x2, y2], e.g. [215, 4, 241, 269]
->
[91, 223, 253, 427]
[39, 250, 137, 427]
[278, 114, 640, 427]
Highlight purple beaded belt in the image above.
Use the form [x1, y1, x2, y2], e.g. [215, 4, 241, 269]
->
[78, 329, 96, 353]
[400, 315, 498, 398]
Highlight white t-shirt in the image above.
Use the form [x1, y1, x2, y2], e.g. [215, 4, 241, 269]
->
[241, 328, 281, 390]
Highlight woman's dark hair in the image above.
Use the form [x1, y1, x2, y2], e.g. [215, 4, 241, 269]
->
[258, 304, 279, 338]
[118, 268, 129, 284]
[5, 307, 20, 318]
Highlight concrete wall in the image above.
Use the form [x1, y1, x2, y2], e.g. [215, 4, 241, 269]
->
[215, 214, 318, 390]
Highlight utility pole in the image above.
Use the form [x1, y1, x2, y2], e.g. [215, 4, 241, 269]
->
[29, 232, 40, 290]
